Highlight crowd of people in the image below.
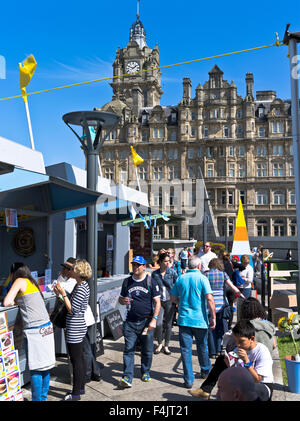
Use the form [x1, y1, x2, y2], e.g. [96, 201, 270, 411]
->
[2, 241, 277, 402]
[118, 242, 277, 401]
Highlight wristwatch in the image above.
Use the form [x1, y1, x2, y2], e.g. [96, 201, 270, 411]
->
[153, 315, 158, 320]
[244, 361, 252, 368]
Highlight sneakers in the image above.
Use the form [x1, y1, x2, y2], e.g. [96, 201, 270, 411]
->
[141, 373, 151, 382]
[188, 388, 210, 400]
[62, 393, 81, 401]
[119, 376, 132, 388]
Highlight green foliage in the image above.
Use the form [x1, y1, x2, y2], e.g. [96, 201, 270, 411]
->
[277, 336, 300, 385]
[195, 241, 226, 255]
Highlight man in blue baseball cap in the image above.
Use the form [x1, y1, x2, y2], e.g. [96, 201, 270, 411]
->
[118, 256, 161, 388]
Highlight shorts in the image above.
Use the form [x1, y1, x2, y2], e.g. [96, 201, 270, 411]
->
[181, 260, 187, 269]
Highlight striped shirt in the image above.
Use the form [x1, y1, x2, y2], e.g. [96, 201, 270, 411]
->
[66, 281, 90, 344]
[204, 269, 229, 312]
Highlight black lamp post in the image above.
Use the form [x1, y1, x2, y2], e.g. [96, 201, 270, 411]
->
[62, 111, 121, 344]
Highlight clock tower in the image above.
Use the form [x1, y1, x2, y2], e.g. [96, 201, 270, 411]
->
[110, 9, 163, 115]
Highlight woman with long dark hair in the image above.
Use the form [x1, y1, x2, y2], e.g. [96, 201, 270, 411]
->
[54, 259, 91, 401]
[4, 265, 55, 401]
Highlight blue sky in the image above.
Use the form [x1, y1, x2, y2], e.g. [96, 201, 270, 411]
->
[0, 0, 299, 170]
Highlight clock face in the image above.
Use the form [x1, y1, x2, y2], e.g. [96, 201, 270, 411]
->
[126, 61, 140, 74]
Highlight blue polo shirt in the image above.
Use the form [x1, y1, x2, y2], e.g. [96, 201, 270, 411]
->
[170, 269, 212, 328]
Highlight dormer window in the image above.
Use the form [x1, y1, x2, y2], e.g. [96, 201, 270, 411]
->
[275, 109, 281, 116]
[142, 114, 148, 124]
[171, 112, 177, 122]
[258, 107, 264, 118]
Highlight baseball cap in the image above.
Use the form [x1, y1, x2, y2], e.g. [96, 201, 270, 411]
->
[131, 256, 146, 265]
[61, 257, 76, 269]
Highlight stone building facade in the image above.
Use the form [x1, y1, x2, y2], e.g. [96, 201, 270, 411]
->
[96, 14, 296, 253]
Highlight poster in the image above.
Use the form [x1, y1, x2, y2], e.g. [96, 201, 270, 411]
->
[106, 234, 114, 251]
[5, 209, 18, 228]
[0, 313, 8, 335]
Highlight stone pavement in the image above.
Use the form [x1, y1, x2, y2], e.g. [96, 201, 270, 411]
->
[21, 325, 300, 402]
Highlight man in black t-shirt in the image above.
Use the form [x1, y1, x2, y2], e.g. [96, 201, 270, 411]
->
[118, 256, 161, 388]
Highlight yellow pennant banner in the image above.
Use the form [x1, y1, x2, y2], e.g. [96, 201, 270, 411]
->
[130, 146, 144, 168]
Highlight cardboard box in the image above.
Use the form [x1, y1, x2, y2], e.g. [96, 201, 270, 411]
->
[270, 294, 297, 309]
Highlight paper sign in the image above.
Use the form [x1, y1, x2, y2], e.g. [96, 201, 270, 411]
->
[3, 351, 19, 375]
[0, 332, 14, 356]
[0, 377, 8, 399]
[6, 372, 21, 397]
[31, 271, 38, 281]
[5, 209, 18, 228]
[45, 269, 52, 287]
[0, 313, 8, 335]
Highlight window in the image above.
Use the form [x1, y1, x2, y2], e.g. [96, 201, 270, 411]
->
[191, 112, 196, 121]
[256, 145, 267, 156]
[272, 122, 284, 133]
[218, 163, 226, 177]
[240, 190, 245, 204]
[273, 145, 284, 156]
[142, 130, 148, 142]
[238, 146, 245, 157]
[228, 218, 234, 236]
[170, 130, 177, 141]
[191, 127, 196, 137]
[228, 190, 234, 205]
[220, 190, 226, 205]
[258, 107, 264, 118]
[273, 191, 285, 205]
[152, 191, 162, 207]
[207, 146, 214, 158]
[211, 109, 219, 119]
[273, 163, 284, 177]
[239, 163, 246, 178]
[290, 190, 296, 205]
[204, 127, 209, 138]
[104, 167, 114, 180]
[153, 149, 163, 160]
[256, 191, 268, 205]
[237, 109, 242, 118]
[168, 148, 178, 160]
[224, 126, 229, 138]
[198, 147, 203, 157]
[237, 125, 243, 137]
[290, 219, 297, 236]
[104, 150, 114, 161]
[119, 150, 127, 160]
[169, 187, 177, 206]
[168, 224, 179, 239]
[229, 146, 235, 157]
[139, 166, 148, 180]
[229, 163, 235, 177]
[188, 148, 194, 159]
[153, 127, 163, 138]
[142, 114, 148, 124]
[153, 224, 163, 238]
[119, 169, 127, 183]
[111, 130, 117, 140]
[219, 146, 225, 157]
[171, 112, 177, 122]
[185, 125, 189, 134]
[188, 165, 195, 178]
[168, 166, 179, 180]
[207, 164, 214, 178]
[153, 167, 163, 180]
[256, 163, 267, 177]
[275, 109, 281, 116]
[274, 219, 285, 236]
[257, 220, 268, 236]
[289, 162, 294, 176]
[258, 127, 265, 137]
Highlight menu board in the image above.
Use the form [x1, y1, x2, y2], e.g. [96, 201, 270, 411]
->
[0, 313, 23, 401]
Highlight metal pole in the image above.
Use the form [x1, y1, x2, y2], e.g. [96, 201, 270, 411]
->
[86, 151, 98, 345]
[288, 38, 300, 315]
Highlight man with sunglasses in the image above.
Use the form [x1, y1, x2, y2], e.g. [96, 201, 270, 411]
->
[199, 242, 217, 273]
[118, 256, 161, 388]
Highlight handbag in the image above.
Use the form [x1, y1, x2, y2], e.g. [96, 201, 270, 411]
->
[50, 292, 71, 328]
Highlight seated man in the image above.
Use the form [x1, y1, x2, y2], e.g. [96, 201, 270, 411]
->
[188, 319, 274, 401]
[216, 366, 270, 401]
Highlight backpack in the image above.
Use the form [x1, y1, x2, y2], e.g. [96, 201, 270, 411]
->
[232, 269, 245, 287]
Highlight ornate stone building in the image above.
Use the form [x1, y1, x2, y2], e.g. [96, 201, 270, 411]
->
[96, 13, 296, 252]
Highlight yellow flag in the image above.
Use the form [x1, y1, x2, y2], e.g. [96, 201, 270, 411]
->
[19, 55, 37, 98]
[131, 146, 144, 167]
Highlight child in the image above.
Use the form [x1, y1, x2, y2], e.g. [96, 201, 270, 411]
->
[188, 319, 274, 401]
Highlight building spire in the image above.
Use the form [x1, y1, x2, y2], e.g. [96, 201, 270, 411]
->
[129, 0, 147, 49]
[137, 0, 140, 19]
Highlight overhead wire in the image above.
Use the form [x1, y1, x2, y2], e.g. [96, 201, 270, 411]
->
[0, 36, 284, 102]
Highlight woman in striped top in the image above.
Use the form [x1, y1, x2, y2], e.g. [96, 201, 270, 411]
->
[204, 258, 245, 357]
[54, 259, 91, 401]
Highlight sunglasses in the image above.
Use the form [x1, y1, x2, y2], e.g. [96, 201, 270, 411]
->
[132, 262, 144, 267]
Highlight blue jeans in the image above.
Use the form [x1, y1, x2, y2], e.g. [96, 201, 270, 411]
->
[123, 319, 154, 383]
[30, 370, 51, 401]
[207, 312, 228, 355]
[179, 326, 211, 386]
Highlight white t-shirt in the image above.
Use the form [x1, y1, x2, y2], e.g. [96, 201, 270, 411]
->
[240, 264, 254, 289]
[200, 251, 217, 273]
[235, 342, 274, 383]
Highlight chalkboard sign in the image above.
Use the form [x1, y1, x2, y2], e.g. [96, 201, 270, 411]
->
[105, 310, 123, 340]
